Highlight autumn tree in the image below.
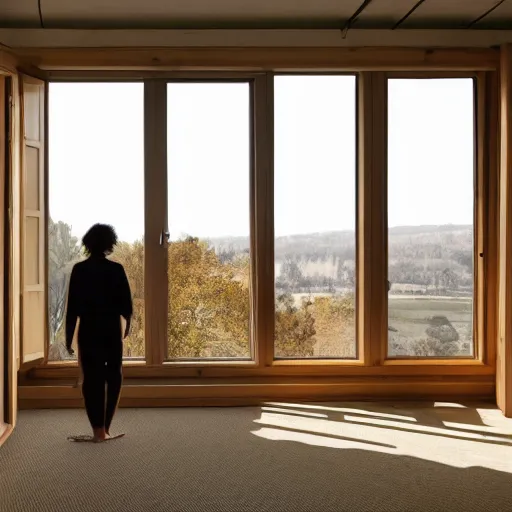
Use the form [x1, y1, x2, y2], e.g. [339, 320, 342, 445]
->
[313, 294, 356, 356]
[111, 240, 145, 358]
[275, 293, 316, 357]
[167, 237, 250, 358]
[48, 218, 81, 345]
[49, 230, 327, 360]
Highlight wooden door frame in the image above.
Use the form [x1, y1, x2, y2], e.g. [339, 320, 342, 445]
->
[0, 76, 5, 430]
[0, 75, 12, 444]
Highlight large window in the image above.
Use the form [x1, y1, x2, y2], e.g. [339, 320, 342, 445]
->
[274, 75, 357, 359]
[387, 79, 475, 358]
[44, 72, 484, 371]
[166, 83, 251, 360]
[48, 82, 144, 361]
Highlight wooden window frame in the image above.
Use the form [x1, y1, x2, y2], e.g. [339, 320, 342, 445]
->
[270, 72, 362, 366]
[35, 65, 498, 382]
[157, 75, 262, 367]
[44, 75, 267, 369]
[381, 71, 498, 367]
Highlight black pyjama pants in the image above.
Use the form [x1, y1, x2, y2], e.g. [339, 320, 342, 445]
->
[79, 340, 123, 432]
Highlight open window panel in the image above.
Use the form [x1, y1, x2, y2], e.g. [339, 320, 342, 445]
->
[273, 74, 358, 362]
[163, 81, 254, 362]
[20, 74, 47, 371]
[46, 82, 145, 363]
[386, 76, 479, 360]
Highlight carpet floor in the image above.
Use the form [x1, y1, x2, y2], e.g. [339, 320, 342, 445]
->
[1, 401, 512, 512]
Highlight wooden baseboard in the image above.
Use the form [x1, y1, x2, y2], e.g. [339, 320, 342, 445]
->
[18, 376, 495, 409]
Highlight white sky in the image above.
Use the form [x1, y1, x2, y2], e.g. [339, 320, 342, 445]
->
[48, 77, 474, 244]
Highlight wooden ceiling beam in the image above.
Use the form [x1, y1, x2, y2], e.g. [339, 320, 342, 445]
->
[11, 46, 499, 72]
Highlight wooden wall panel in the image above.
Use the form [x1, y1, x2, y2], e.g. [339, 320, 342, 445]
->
[0, 49, 18, 76]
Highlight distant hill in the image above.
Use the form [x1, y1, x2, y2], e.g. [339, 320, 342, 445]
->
[206, 225, 472, 259]
[206, 225, 473, 295]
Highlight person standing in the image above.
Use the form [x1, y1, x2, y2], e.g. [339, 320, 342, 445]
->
[65, 223, 132, 442]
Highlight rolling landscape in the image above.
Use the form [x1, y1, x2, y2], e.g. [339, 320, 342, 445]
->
[49, 221, 474, 360]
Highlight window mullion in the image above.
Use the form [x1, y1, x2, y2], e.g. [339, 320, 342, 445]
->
[477, 72, 498, 366]
[253, 73, 275, 367]
[357, 72, 388, 366]
[143, 80, 168, 366]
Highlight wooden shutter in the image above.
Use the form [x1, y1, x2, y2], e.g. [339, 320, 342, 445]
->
[20, 75, 46, 368]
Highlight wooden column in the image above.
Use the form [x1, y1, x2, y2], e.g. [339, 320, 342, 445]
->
[252, 74, 274, 366]
[357, 73, 388, 365]
[497, 45, 512, 416]
[144, 80, 168, 365]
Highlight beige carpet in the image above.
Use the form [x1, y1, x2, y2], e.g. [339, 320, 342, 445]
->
[1, 401, 512, 512]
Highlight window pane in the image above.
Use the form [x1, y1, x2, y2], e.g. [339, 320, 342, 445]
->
[166, 83, 251, 360]
[274, 76, 357, 359]
[387, 79, 474, 358]
[48, 83, 144, 361]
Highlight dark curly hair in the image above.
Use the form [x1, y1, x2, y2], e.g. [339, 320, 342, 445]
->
[82, 223, 118, 257]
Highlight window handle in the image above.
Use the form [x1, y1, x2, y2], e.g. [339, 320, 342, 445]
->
[160, 230, 170, 246]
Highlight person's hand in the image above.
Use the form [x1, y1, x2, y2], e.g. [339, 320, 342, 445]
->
[124, 319, 131, 339]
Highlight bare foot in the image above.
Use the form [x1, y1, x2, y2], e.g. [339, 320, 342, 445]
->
[92, 427, 107, 442]
[93, 434, 111, 443]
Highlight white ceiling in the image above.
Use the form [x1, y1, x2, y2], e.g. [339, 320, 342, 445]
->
[1, 0, 511, 29]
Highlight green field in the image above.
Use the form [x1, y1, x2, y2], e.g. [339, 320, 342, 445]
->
[289, 293, 473, 358]
[389, 296, 473, 357]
